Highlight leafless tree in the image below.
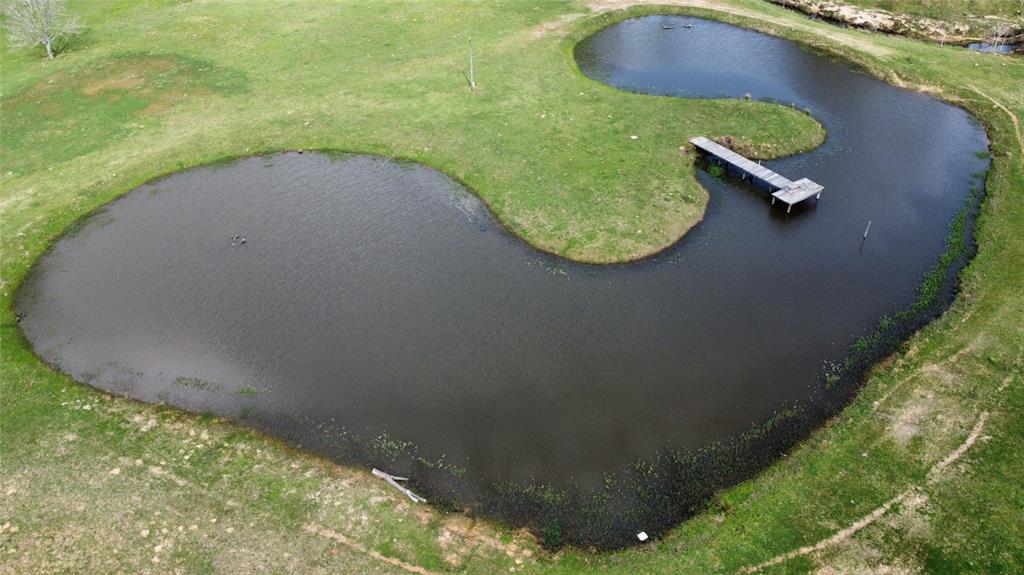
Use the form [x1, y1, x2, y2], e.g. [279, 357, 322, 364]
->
[2, 0, 82, 59]
[989, 22, 1012, 48]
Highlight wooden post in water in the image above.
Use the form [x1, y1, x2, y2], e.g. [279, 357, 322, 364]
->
[863, 220, 872, 239]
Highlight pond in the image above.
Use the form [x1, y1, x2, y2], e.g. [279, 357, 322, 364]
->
[17, 16, 988, 547]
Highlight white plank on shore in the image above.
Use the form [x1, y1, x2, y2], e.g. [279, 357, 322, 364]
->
[372, 468, 427, 503]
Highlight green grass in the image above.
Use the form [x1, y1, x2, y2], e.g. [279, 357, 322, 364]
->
[1, 52, 249, 174]
[0, 0, 822, 265]
[2, 0, 1023, 573]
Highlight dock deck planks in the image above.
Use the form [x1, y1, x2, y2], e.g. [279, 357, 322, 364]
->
[689, 136, 822, 212]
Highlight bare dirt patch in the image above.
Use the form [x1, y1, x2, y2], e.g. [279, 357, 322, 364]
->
[0, 54, 248, 175]
[889, 397, 932, 446]
[881, 363, 980, 461]
[531, 12, 585, 38]
[9, 57, 179, 103]
[77, 57, 178, 97]
[434, 515, 536, 569]
[305, 523, 440, 575]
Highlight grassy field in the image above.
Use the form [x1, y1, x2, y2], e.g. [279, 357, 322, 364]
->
[0, 0, 823, 265]
[2, 0, 1022, 573]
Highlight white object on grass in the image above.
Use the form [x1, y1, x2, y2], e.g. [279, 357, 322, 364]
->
[371, 468, 427, 503]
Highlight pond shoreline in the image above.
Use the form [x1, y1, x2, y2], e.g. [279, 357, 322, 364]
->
[4, 2, 1020, 570]
[14, 12, 990, 551]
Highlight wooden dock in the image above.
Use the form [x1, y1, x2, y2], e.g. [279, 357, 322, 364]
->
[689, 137, 822, 212]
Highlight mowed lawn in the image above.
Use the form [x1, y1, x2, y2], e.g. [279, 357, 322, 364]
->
[1, 1, 1022, 574]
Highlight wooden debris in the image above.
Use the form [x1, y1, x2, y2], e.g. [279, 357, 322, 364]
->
[372, 468, 427, 503]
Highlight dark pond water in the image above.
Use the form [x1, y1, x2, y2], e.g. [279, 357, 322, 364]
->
[18, 16, 987, 546]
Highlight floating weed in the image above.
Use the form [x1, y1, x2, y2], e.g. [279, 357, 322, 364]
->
[524, 257, 570, 277]
[823, 361, 842, 388]
[545, 262, 568, 276]
[541, 521, 563, 548]
[237, 404, 256, 420]
[232, 385, 263, 397]
[174, 377, 222, 393]
[368, 431, 417, 463]
[816, 172, 984, 411]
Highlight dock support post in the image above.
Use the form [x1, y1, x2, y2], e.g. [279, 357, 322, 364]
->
[816, 191, 822, 200]
[787, 203, 792, 214]
[771, 197, 776, 205]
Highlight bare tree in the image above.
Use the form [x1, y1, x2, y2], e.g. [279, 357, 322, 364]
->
[989, 22, 1012, 49]
[2, 0, 82, 59]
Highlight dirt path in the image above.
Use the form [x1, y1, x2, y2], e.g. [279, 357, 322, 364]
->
[305, 523, 442, 575]
[738, 411, 991, 574]
[970, 84, 1024, 157]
